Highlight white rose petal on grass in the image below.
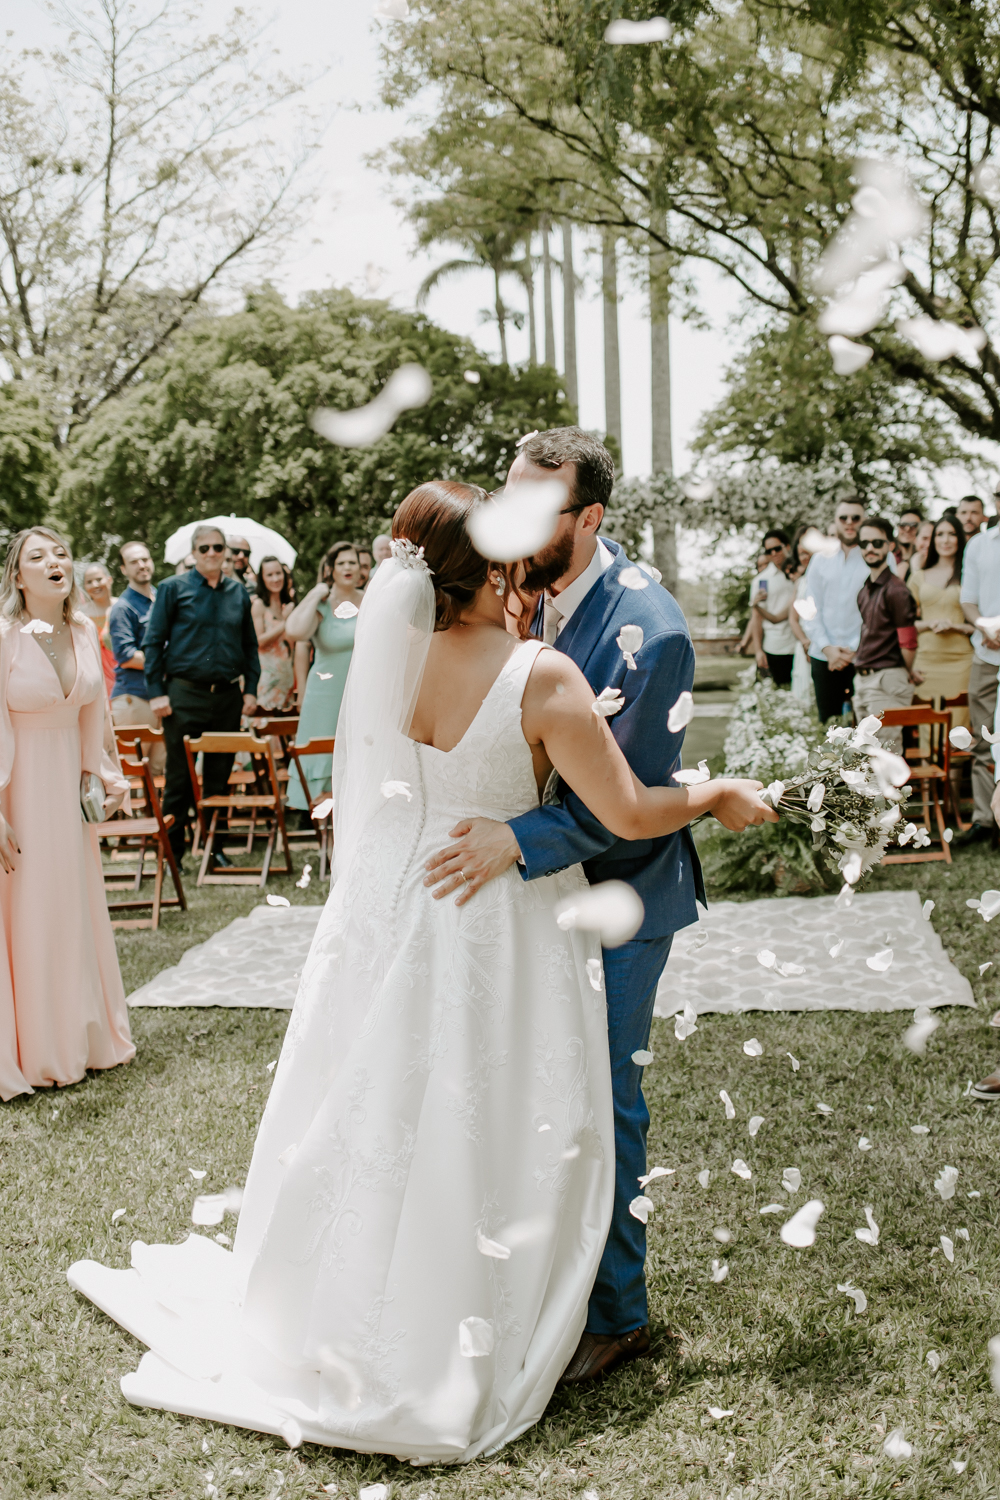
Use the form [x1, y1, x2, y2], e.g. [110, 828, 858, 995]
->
[188, 1168, 207, 1181]
[980, 961, 993, 975]
[710, 1260, 729, 1283]
[266, 894, 290, 908]
[296, 864, 312, 890]
[667, 691, 695, 731]
[280, 1417, 303, 1450]
[359, 1488, 389, 1500]
[787, 1052, 801, 1071]
[467, 478, 567, 562]
[476, 1231, 511, 1260]
[111, 1208, 127, 1224]
[731, 1158, 752, 1180]
[720, 1090, 736, 1120]
[697, 1169, 711, 1189]
[674, 760, 710, 785]
[904, 1006, 940, 1055]
[782, 1167, 802, 1194]
[855, 1206, 880, 1246]
[816, 1102, 834, 1116]
[780, 1199, 825, 1248]
[743, 1038, 763, 1057]
[794, 595, 818, 622]
[713, 1227, 732, 1243]
[867, 948, 893, 973]
[674, 1001, 699, 1040]
[638, 1166, 675, 1188]
[629, 1194, 655, 1223]
[311, 363, 431, 448]
[604, 15, 672, 42]
[935, 1165, 959, 1201]
[952, 1458, 968, 1474]
[631, 1049, 654, 1066]
[911, 1123, 930, 1135]
[990, 1335, 1000, 1395]
[707, 1405, 734, 1418]
[458, 1316, 495, 1357]
[977, 890, 1000, 922]
[859, 1137, 873, 1151]
[926, 1349, 942, 1372]
[619, 566, 650, 591]
[748, 1115, 765, 1138]
[593, 687, 625, 718]
[554, 880, 644, 947]
[838, 1282, 868, 1314]
[957, 1227, 970, 1241]
[760, 1203, 785, 1214]
[940, 1235, 955, 1263]
[883, 1427, 913, 1460]
[585, 958, 604, 991]
[921, 899, 935, 920]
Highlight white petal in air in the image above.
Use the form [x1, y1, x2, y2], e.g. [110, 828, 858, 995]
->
[838, 1282, 868, 1314]
[463, 370, 480, 384]
[782, 1167, 802, 1194]
[467, 478, 567, 563]
[674, 760, 710, 785]
[896, 316, 987, 364]
[748, 1115, 765, 1137]
[638, 1166, 675, 1188]
[977, 890, 1000, 922]
[266, 894, 290, 908]
[311, 364, 431, 447]
[380, 780, 412, 801]
[629, 1194, 655, 1223]
[828, 334, 874, 375]
[780, 1199, 825, 1248]
[818, 260, 906, 337]
[458, 1316, 495, 1357]
[982, 722, 1000, 744]
[720, 1090, 736, 1120]
[631, 1049, 654, 1066]
[593, 686, 625, 718]
[618, 566, 650, 590]
[617, 625, 644, 666]
[476, 1231, 511, 1260]
[374, 0, 409, 15]
[974, 159, 1000, 202]
[883, 1427, 913, 1460]
[835, 883, 855, 909]
[312, 798, 334, 819]
[940, 1234, 955, 1263]
[333, 602, 359, 620]
[20, 619, 54, 635]
[554, 880, 644, 947]
[604, 16, 672, 42]
[949, 725, 974, 749]
[731, 1158, 752, 1180]
[683, 478, 717, 502]
[743, 1038, 763, 1057]
[281, 1417, 303, 1450]
[295, 864, 312, 889]
[793, 595, 818, 622]
[667, 690, 695, 731]
[935, 1165, 959, 1201]
[585, 958, 604, 991]
[855, 1206, 880, 1246]
[904, 1006, 940, 1055]
[980, 962, 993, 974]
[867, 948, 893, 972]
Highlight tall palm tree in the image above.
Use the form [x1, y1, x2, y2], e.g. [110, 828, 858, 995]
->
[417, 228, 527, 365]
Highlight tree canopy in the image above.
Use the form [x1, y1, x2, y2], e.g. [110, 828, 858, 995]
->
[56, 285, 574, 578]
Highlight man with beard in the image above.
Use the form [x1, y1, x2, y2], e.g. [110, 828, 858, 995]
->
[423, 426, 705, 1385]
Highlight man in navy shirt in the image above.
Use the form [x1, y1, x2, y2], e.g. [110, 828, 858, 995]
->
[143, 524, 260, 866]
[109, 541, 164, 775]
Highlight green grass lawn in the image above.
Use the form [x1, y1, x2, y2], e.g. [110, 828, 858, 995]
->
[3, 844, 1000, 1498]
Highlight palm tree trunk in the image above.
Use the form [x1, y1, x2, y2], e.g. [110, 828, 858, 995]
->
[602, 230, 622, 466]
[495, 268, 508, 365]
[561, 220, 578, 409]
[650, 225, 677, 592]
[541, 216, 556, 366]
[525, 239, 537, 365]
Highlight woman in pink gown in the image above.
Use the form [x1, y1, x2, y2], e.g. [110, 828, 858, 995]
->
[0, 527, 134, 1100]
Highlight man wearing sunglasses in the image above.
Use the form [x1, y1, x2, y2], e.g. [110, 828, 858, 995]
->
[143, 524, 261, 868]
[852, 518, 919, 751]
[806, 497, 895, 721]
[227, 534, 256, 592]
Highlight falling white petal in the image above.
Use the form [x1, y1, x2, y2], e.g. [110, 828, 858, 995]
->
[20, 619, 54, 635]
[838, 1282, 868, 1313]
[782, 1167, 802, 1194]
[780, 1199, 825, 1248]
[976, 890, 1000, 922]
[777, 961, 805, 977]
[904, 1006, 940, 1055]
[720, 1090, 736, 1120]
[855, 1206, 880, 1246]
[467, 478, 567, 563]
[743, 1038, 763, 1057]
[476, 1231, 511, 1260]
[374, 0, 409, 15]
[683, 478, 717, 501]
[312, 798, 334, 820]
[835, 884, 854, 909]
[458, 1316, 495, 1357]
[949, 725, 974, 750]
[604, 15, 672, 41]
[940, 1234, 955, 1263]
[191, 1194, 228, 1227]
[618, 566, 650, 590]
[935, 1165, 959, 1201]
[883, 1427, 913, 1460]
[858, 1137, 873, 1151]
[638, 1166, 675, 1188]
[380, 780, 412, 800]
[629, 1194, 655, 1223]
[674, 760, 710, 785]
[818, 260, 907, 337]
[592, 686, 625, 718]
[982, 722, 1000, 745]
[554, 880, 644, 946]
[631, 1049, 654, 1066]
[896, 315, 986, 364]
[867, 948, 894, 973]
[710, 1259, 729, 1283]
[667, 691, 695, 731]
[921, 900, 935, 921]
[793, 595, 818, 622]
[265, 894, 290, 908]
[311, 364, 431, 447]
[828, 334, 874, 375]
[281, 1417, 303, 1449]
[980, 962, 993, 975]
[463, 370, 480, 384]
[748, 1115, 765, 1138]
[585, 958, 604, 991]
[787, 1052, 801, 1071]
[617, 625, 644, 664]
[731, 1158, 752, 1180]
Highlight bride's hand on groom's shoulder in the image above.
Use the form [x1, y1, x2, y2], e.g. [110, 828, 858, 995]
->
[423, 817, 521, 905]
[710, 779, 779, 832]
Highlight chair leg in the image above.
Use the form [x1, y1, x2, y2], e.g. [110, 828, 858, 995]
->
[930, 783, 952, 863]
[163, 834, 188, 909]
[259, 823, 276, 887]
[198, 811, 219, 886]
[150, 843, 164, 930]
[132, 835, 146, 892]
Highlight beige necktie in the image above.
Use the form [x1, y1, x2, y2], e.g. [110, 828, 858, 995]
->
[542, 596, 562, 645]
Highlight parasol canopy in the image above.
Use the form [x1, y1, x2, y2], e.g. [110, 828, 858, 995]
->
[163, 515, 296, 571]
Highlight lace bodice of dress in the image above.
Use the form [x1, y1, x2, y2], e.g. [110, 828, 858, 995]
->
[410, 638, 548, 826]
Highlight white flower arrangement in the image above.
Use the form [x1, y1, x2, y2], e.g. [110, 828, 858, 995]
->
[722, 670, 826, 784]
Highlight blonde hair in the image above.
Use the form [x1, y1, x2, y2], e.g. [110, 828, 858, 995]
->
[0, 526, 85, 624]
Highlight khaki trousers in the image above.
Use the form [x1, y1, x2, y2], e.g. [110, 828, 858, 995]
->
[111, 694, 166, 777]
[968, 656, 1000, 826]
[852, 667, 913, 753]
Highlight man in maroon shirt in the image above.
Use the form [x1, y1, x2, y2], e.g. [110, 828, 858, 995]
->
[852, 518, 920, 751]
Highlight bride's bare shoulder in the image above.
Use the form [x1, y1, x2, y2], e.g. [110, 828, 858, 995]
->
[522, 645, 594, 712]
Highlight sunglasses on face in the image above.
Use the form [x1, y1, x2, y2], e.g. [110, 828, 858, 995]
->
[230, 547, 250, 556]
[861, 537, 890, 549]
[898, 520, 919, 531]
[763, 544, 785, 556]
[837, 513, 864, 524]
[197, 543, 226, 554]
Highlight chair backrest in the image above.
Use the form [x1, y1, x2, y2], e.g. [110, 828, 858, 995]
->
[880, 706, 950, 774]
[182, 731, 282, 824]
[108, 745, 171, 835]
[185, 732, 269, 755]
[286, 737, 336, 814]
[250, 716, 300, 741]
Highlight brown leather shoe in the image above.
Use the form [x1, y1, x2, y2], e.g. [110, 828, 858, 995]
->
[971, 1070, 1000, 1101]
[558, 1325, 651, 1385]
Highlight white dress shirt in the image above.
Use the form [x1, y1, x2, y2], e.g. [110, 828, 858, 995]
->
[544, 538, 615, 641]
[805, 545, 894, 661]
[961, 526, 1000, 667]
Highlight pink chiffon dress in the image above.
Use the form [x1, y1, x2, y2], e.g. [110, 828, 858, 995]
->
[0, 616, 134, 1100]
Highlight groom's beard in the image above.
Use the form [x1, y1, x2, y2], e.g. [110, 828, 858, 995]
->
[521, 527, 576, 594]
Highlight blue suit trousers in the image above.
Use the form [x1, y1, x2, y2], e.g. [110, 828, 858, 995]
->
[587, 933, 674, 1335]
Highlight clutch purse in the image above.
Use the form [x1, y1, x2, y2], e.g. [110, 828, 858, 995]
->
[80, 772, 106, 823]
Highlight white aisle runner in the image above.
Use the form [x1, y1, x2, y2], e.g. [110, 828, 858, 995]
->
[128, 890, 974, 1015]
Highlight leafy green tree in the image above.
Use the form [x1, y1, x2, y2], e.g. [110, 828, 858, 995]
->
[56, 286, 574, 579]
[0, 383, 63, 540]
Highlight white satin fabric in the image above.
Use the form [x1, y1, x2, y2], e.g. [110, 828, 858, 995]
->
[69, 639, 614, 1462]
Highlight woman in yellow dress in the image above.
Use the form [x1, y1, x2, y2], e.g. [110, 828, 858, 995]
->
[910, 514, 974, 726]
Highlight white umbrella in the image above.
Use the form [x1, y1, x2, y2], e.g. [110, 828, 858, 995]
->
[163, 514, 297, 571]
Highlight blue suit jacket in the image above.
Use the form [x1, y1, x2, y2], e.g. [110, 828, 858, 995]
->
[508, 539, 706, 941]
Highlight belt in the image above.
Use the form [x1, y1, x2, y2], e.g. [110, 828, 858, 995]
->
[856, 666, 900, 677]
[168, 676, 241, 693]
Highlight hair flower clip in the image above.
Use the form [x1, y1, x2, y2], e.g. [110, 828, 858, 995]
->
[390, 538, 433, 575]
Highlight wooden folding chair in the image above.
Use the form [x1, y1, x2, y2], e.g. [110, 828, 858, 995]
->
[97, 744, 187, 929]
[183, 731, 294, 886]
[286, 736, 335, 878]
[879, 706, 953, 865]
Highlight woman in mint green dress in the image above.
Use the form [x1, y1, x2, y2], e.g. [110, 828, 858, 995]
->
[285, 541, 364, 811]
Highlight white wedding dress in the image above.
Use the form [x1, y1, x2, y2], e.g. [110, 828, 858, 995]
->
[69, 639, 615, 1463]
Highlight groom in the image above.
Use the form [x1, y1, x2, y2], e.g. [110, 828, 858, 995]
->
[424, 426, 705, 1382]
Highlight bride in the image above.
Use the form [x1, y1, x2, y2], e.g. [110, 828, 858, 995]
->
[69, 480, 773, 1462]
